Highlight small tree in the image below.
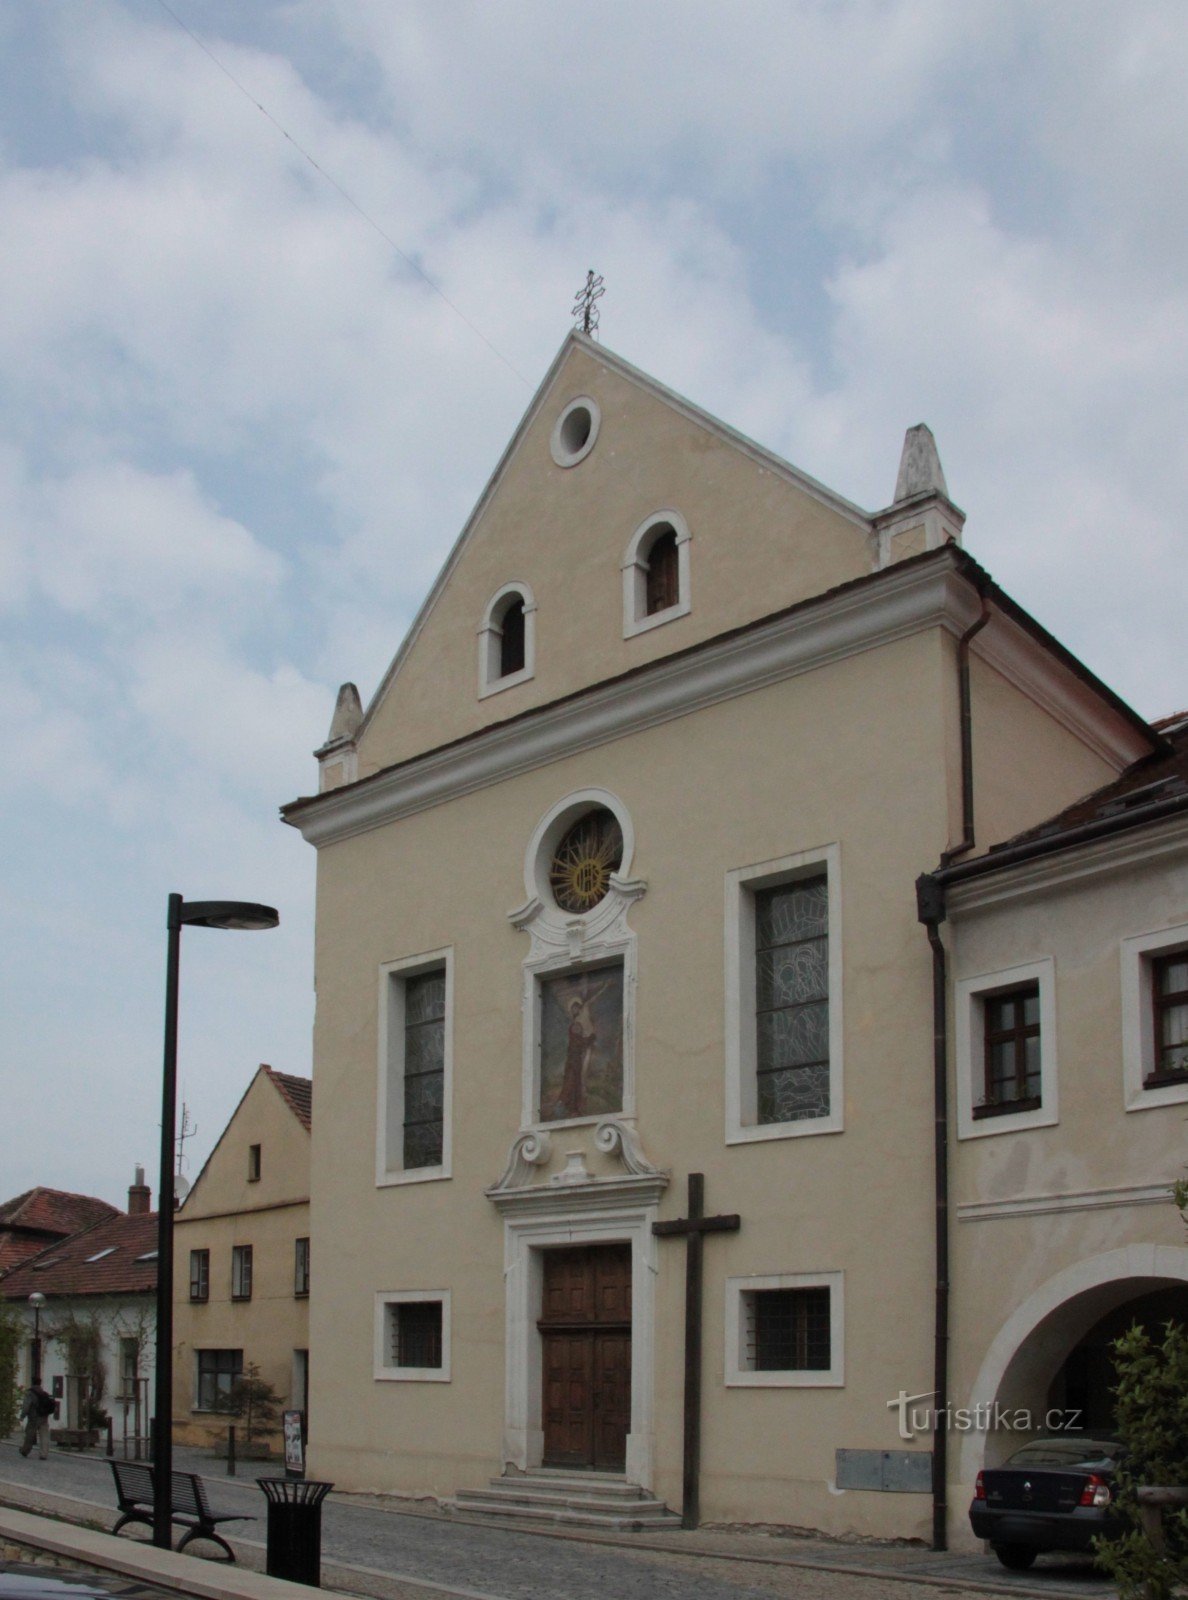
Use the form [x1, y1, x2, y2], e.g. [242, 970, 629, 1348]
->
[51, 1309, 109, 1429]
[0, 1302, 22, 1437]
[214, 1363, 281, 1449]
[1094, 1184, 1188, 1599]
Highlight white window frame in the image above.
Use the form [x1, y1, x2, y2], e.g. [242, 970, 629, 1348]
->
[478, 582, 536, 698]
[725, 844, 843, 1144]
[725, 1271, 844, 1388]
[377, 947, 453, 1186]
[622, 510, 692, 637]
[955, 957, 1058, 1139]
[1121, 922, 1188, 1112]
[374, 1290, 451, 1383]
[549, 395, 601, 468]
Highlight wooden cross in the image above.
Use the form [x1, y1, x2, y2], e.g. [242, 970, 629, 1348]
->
[653, 1173, 740, 1528]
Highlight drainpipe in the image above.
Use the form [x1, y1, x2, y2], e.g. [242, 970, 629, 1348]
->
[917, 596, 990, 1552]
[941, 598, 990, 867]
[917, 871, 949, 1551]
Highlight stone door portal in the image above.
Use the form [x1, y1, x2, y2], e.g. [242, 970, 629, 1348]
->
[539, 1243, 631, 1470]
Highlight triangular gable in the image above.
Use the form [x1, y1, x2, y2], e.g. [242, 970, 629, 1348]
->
[354, 332, 874, 775]
[180, 1064, 310, 1217]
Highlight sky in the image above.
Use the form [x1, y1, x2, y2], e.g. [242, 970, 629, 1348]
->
[2, 0, 1186, 1210]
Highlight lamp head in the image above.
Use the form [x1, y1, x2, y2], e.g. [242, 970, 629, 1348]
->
[178, 901, 279, 931]
[28, 1292, 46, 1310]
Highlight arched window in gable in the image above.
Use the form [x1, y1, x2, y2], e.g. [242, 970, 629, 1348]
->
[622, 511, 691, 638]
[479, 582, 536, 698]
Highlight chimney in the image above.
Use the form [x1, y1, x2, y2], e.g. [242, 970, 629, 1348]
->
[127, 1165, 151, 1216]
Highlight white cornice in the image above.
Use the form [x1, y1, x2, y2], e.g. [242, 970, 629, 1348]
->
[946, 810, 1188, 914]
[972, 610, 1150, 770]
[286, 558, 972, 847]
[957, 1182, 1175, 1222]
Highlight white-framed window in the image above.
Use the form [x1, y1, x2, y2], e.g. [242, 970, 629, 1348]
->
[374, 1290, 451, 1382]
[725, 1272, 844, 1387]
[725, 844, 842, 1144]
[622, 510, 691, 637]
[1122, 923, 1188, 1111]
[955, 958, 1058, 1138]
[478, 582, 536, 698]
[377, 948, 453, 1186]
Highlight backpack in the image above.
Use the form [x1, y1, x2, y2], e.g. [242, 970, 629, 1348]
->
[36, 1390, 55, 1417]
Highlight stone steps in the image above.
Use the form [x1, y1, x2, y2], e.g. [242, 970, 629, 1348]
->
[448, 1471, 682, 1530]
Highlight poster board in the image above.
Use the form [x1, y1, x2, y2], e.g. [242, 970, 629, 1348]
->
[282, 1409, 305, 1477]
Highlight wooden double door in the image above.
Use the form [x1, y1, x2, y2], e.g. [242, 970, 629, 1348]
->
[539, 1244, 631, 1470]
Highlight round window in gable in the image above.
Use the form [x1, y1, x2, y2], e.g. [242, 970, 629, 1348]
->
[548, 808, 624, 913]
[550, 396, 601, 468]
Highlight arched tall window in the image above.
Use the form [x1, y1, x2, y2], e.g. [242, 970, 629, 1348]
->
[479, 583, 536, 698]
[622, 511, 691, 637]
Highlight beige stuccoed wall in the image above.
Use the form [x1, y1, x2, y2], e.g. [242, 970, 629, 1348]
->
[308, 623, 1074, 1537]
[172, 1072, 310, 1452]
[945, 832, 1188, 1549]
[357, 341, 872, 776]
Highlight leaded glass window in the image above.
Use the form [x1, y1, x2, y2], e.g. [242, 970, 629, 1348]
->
[748, 1287, 831, 1371]
[403, 969, 445, 1169]
[754, 875, 830, 1124]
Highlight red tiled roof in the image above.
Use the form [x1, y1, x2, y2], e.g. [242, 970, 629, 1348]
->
[265, 1067, 312, 1130]
[0, 1210, 158, 1300]
[0, 1188, 118, 1235]
[992, 713, 1188, 853]
[0, 1189, 120, 1278]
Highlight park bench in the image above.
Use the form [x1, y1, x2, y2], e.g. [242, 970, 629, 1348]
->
[109, 1459, 254, 1560]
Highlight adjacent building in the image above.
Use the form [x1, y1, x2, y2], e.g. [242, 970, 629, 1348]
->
[1, 1173, 156, 1450]
[171, 1064, 311, 1452]
[282, 331, 1184, 1542]
[0, 1188, 118, 1279]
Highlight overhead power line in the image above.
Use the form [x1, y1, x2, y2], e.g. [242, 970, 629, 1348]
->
[154, 0, 532, 388]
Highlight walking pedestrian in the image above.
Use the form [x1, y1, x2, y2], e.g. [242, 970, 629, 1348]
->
[18, 1380, 54, 1459]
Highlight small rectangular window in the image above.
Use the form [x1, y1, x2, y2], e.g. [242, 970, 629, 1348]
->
[750, 1287, 831, 1371]
[1149, 953, 1188, 1086]
[195, 1349, 242, 1411]
[231, 1245, 253, 1301]
[248, 1144, 261, 1181]
[726, 1272, 843, 1386]
[390, 1301, 442, 1369]
[975, 983, 1042, 1118]
[294, 1237, 310, 1298]
[189, 1249, 209, 1303]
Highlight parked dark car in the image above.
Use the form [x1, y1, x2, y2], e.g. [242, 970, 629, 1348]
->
[970, 1436, 1125, 1570]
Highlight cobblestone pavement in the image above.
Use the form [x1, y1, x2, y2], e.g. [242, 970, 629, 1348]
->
[0, 1440, 1116, 1600]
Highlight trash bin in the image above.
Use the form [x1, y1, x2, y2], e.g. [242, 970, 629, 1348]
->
[257, 1478, 333, 1586]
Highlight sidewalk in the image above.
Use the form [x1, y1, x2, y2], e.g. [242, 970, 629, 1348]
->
[0, 1438, 1116, 1600]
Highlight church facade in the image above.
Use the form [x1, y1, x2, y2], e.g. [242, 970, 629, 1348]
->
[283, 333, 1181, 1543]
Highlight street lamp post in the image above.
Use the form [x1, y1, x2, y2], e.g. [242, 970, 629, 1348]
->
[28, 1292, 46, 1385]
[154, 894, 278, 1550]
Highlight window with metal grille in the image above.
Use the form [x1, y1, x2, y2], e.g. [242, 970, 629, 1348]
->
[389, 1301, 442, 1369]
[976, 983, 1041, 1117]
[1150, 952, 1188, 1086]
[754, 875, 830, 1125]
[294, 1237, 310, 1297]
[231, 1244, 253, 1301]
[746, 1287, 831, 1371]
[196, 1348, 241, 1410]
[644, 527, 680, 615]
[189, 1249, 209, 1303]
[403, 968, 445, 1169]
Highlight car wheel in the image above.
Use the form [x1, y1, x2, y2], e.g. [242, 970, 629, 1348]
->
[993, 1543, 1038, 1571]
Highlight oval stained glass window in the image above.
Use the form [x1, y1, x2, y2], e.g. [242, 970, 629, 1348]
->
[548, 809, 624, 913]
